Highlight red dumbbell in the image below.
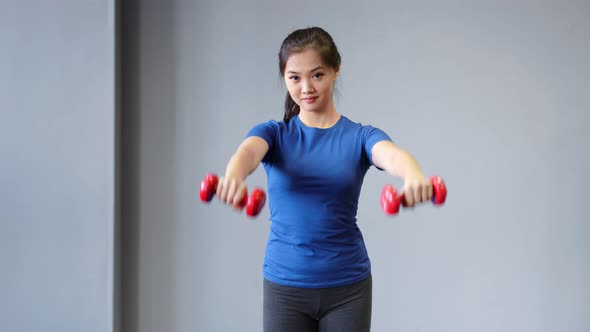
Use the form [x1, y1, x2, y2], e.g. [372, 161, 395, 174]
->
[199, 173, 266, 217]
[381, 175, 447, 215]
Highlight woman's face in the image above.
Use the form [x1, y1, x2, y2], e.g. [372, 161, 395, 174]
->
[284, 48, 339, 114]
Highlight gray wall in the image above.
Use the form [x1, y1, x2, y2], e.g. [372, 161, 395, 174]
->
[1, 1, 117, 332]
[132, 0, 586, 331]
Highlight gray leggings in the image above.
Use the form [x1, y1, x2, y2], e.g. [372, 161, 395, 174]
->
[263, 275, 372, 332]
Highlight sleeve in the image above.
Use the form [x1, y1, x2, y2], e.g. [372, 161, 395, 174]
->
[245, 120, 278, 164]
[362, 125, 392, 169]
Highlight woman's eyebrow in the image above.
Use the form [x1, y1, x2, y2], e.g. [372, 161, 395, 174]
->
[286, 66, 324, 74]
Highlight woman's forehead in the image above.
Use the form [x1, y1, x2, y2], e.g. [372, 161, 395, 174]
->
[285, 49, 325, 71]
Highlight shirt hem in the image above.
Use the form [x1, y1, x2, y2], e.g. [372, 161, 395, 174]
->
[262, 269, 372, 289]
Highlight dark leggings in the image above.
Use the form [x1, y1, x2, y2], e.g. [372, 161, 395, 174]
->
[263, 275, 372, 332]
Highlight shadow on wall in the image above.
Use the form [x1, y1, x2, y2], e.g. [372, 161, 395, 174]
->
[119, 1, 178, 332]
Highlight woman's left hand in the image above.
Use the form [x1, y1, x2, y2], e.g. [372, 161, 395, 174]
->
[402, 173, 433, 207]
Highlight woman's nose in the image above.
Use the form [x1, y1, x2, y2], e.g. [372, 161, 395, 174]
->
[302, 81, 315, 95]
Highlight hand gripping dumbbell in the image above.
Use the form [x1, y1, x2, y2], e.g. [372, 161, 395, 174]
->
[381, 175, 447, 215]
[199, 173, 266, 217]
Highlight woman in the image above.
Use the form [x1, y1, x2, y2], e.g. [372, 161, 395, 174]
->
[215, 27, 433, 332]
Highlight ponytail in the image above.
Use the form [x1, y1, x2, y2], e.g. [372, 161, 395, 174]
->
[283, 92, 300, 123]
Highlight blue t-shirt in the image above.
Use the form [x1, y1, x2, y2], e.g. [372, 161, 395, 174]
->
[246, 114, 392, 288]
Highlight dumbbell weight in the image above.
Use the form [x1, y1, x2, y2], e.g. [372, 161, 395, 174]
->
[200, 173, 266, 217]
[381, 175, 447, 215]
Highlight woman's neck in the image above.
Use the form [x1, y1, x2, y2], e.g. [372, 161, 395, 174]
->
[298, 105, 340, 129]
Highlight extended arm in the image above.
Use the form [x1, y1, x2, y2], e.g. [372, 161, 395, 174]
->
[371, 140, 433, 206]
[217, 136, 269, 208]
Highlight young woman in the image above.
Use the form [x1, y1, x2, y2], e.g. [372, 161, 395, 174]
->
[215, 27, 433, 332]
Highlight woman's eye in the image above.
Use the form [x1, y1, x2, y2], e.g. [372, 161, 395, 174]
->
[289, 76, 299, 81]
[313, 73, 324, 79]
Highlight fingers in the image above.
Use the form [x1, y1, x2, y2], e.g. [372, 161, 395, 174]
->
[402, 180, 433, 207]
[403, 189, 417, 207]
[232, 184, 247, 209]
[216, 177, 247, 209]
[425, 184, 433, 202]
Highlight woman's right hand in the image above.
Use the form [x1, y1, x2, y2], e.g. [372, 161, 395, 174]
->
[216, 136, 269, 210]
[216, 175, 248, 210]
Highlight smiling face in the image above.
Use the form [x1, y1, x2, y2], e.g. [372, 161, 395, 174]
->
[283, 48, 339, 114]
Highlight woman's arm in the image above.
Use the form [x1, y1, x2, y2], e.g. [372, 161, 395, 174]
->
[216, 136, 269, 209]
[371, 140, 433, 206]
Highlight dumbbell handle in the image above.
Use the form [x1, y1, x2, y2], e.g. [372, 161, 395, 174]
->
[381, 175, 447, 215]
[200, 173, 266, 217]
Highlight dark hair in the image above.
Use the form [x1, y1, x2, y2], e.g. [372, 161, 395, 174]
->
[278, 27, 342, 123]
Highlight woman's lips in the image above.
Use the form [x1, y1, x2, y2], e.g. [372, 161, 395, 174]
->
[302, 97, 318, 104]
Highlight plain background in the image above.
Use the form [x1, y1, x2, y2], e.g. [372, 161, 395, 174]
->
[2, 1, 589, 332]
[0, 1, 116, 332]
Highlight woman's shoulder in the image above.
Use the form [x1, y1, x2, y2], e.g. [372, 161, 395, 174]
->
[340, 115, 378, 130]
[247, 118, 292, 138]
[340, 115, 392, 141]
[250, 118, 285, 129]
